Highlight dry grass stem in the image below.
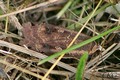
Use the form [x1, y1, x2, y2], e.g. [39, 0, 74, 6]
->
[0, 40, 77, 73]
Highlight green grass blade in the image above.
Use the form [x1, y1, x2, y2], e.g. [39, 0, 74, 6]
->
[38, 26, 120, 65]
[75, 52, 88, 80]
[66, 3, 110, 29]
[80, 3, 110, 24]
[56, 0, 74, 19]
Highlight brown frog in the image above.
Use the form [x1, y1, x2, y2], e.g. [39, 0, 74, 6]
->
[20, 22, 98, 57]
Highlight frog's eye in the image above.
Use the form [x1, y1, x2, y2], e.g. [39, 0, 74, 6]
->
[43, 43, 52, 48]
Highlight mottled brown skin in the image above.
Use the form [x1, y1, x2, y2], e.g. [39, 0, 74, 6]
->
[20, 22, 98, 57]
